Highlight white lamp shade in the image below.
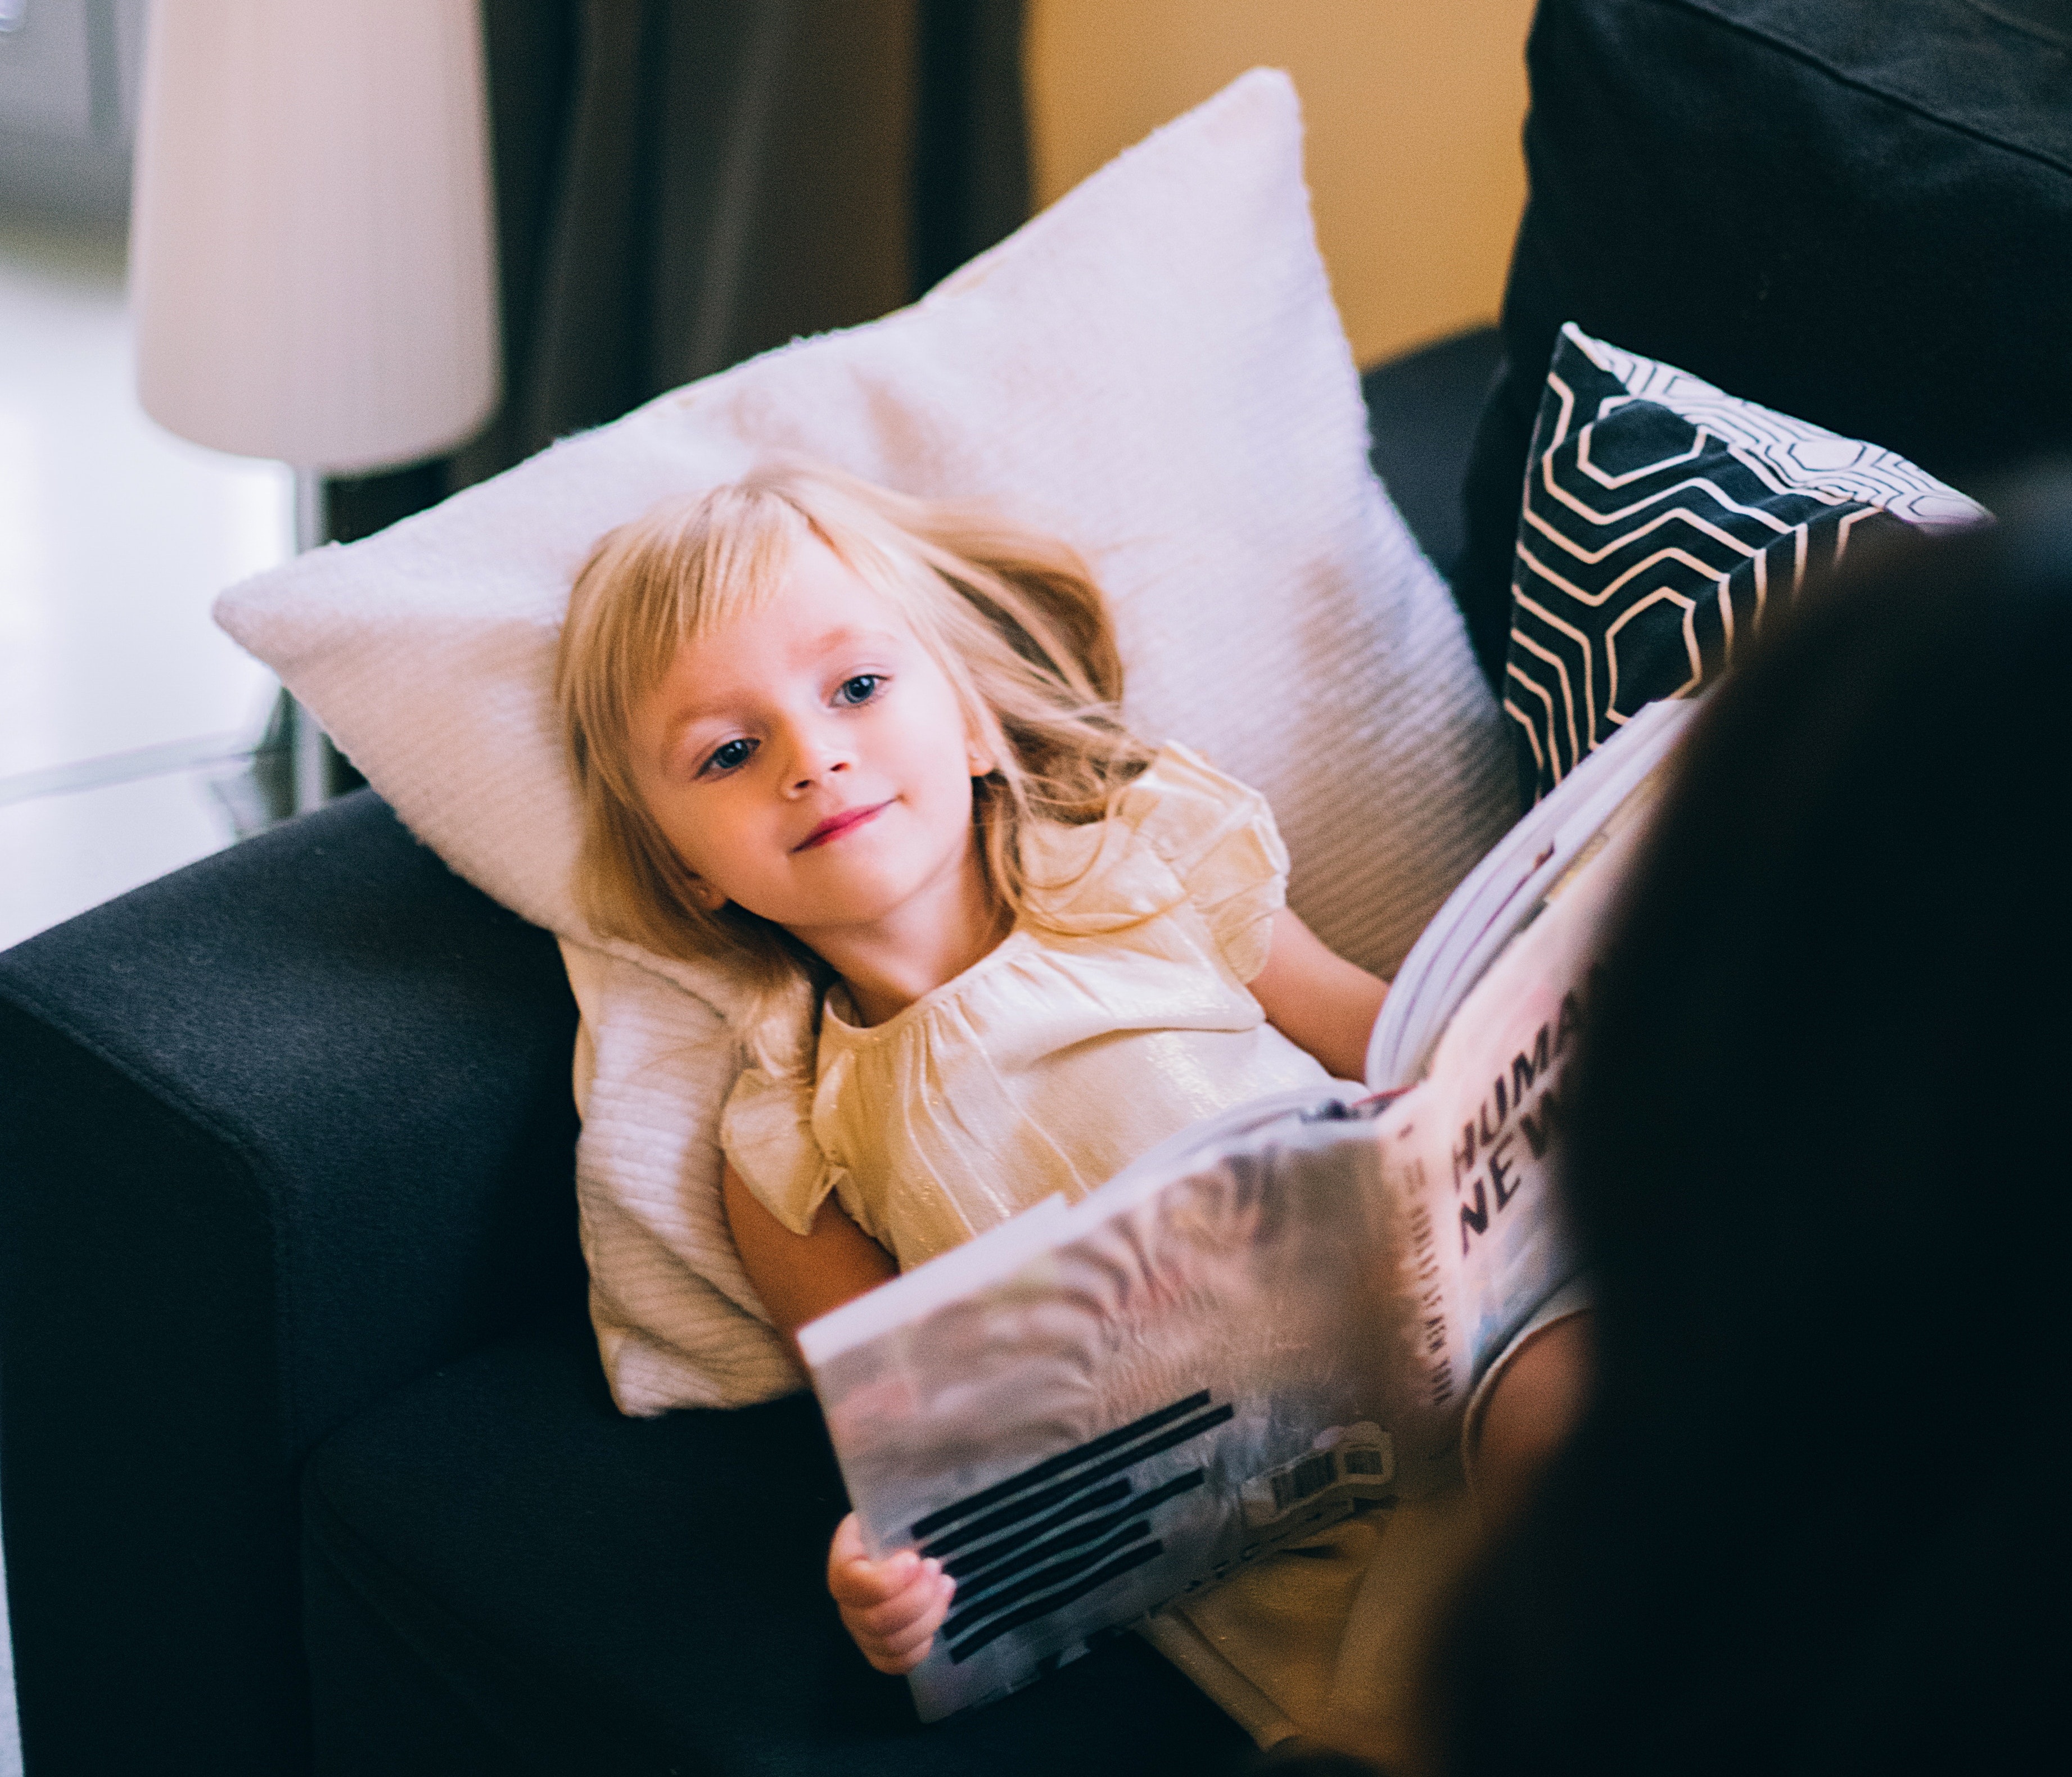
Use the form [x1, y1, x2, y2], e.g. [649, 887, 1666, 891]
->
[130, 0, 500, 474]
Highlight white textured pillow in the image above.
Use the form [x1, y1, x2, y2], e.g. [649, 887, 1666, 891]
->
[216, 69, 1514, 1412]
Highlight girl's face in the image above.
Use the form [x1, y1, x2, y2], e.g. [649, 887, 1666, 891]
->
[627, 535, 991, 956]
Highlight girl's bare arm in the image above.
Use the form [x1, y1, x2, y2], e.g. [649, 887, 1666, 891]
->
[1248, 907, 1390, 1083]
[1468, 1312, 1592, 1525]
[720, 1160, 896, 1349]
[720, 1164, 952, 1669]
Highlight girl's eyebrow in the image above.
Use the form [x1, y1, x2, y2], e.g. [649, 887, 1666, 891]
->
[802, 623, 905, 656]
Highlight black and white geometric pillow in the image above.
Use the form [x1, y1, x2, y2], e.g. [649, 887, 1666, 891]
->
[1503, 324, 1984, 804]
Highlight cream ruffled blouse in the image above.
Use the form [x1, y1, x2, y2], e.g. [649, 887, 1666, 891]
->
[719, 743, 1335, 1270]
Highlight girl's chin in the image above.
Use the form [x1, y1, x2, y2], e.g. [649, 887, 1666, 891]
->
[787, 871, 977, 933]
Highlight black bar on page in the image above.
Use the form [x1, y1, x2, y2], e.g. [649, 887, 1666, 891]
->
[942, 1517, 1153, 1640]
[909, 1390, 1212, 1540]
[919, 1404, 1234, 1557]
[950, 1469, 1207, 1600]
[947, 1539, 1167, 1664]
[944, 1478, 1134, 1581]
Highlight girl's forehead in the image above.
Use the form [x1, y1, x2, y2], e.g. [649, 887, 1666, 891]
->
[673, 540, 921, 676]
[778, 531, 884, 600]
[751, 532, 918, 629]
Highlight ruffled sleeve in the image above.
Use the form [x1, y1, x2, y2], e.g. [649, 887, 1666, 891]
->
[719, 1061, 842, 1237]
[1111, 741, 1289, 982]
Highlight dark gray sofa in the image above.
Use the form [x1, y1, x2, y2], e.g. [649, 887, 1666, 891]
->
[0, 327, 1498, 1777]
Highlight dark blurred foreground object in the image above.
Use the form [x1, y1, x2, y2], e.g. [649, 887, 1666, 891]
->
[1453, 0, 2072, 687]
[1428, 479, 2072, 1775]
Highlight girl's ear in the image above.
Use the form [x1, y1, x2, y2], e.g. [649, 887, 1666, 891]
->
[685, 875, 728, 912]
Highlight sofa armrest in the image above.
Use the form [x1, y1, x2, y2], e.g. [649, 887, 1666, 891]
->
[0, 790, 581, 1773]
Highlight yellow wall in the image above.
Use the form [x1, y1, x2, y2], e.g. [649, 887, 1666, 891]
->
[1024, 0, 1535, 368]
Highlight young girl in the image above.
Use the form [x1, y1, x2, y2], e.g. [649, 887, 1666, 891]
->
[554, 459, 1389, 1678]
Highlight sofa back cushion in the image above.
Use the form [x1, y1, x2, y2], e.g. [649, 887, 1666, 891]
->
[1453, 0, 2072, 685]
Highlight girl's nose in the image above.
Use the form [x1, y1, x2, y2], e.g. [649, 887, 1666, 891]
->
[779, 719, 852, 793]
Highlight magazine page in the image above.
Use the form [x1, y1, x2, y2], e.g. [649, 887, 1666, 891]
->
[1366, 695, 1698, 1092]
[1393, 803, 1653, 1397]
[805, 1097, 1423, 1722]
[800, 1086, 1356, 1365]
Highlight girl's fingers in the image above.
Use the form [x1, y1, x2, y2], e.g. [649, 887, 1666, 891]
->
[864, 1615, 942, 1672]
[828, 1512, 868, 1577]
[830, 1545, 924, 1608]
[833, 1557, 953, 1665]
[845, 1559, 951, 1637]
[828, 1513, 910, 1604]
[847, 1608, 935, 1671]
[828, 1512, 958, 1671]
[828, 1514, 955, 1608]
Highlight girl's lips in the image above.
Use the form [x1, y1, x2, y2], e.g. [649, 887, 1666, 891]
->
[794, 800, 891, 851]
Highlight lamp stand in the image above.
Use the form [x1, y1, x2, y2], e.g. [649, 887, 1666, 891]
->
[288, 468, 337, 813]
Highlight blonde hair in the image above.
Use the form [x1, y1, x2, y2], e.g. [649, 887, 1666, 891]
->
[554, 459, 1152, 1029]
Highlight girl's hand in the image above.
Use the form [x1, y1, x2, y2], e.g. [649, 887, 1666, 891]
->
[828, 1512, 955, 1674]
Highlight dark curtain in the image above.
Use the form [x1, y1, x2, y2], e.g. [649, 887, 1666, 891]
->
[327, 0, 1028, 544]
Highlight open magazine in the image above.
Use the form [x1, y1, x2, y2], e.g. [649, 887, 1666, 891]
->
[798, 697, 1700, 1722]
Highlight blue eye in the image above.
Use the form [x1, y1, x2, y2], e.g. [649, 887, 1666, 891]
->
[702, 736, 757, 776]
[834, 673, 884, 707]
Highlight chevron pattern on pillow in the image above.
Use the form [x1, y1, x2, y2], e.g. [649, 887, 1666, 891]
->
[1503, 324, 1983, 803]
